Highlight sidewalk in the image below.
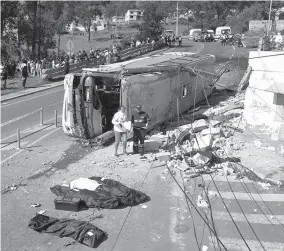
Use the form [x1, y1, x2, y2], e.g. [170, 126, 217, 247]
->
[1, 75, 64, 102]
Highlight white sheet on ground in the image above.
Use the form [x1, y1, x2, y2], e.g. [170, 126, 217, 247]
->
[70, 178, 101, 191]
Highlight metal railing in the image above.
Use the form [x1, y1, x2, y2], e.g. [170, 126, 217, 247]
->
[1, 101, 63, 150]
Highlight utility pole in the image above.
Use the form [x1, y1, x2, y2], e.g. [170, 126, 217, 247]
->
[269, 0, 273, 21]
[176, 1, 179, 36]
[115, 9, 118, 37]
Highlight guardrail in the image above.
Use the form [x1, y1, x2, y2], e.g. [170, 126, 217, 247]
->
[43, 42, 166, 80]
[1, 101, 63, 150]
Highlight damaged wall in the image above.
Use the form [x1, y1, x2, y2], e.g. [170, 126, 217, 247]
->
[243, 51, 284, 141]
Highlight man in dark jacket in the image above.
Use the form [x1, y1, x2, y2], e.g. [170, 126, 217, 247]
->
[21, 60, 28, 88]
[64, 57, 70, 75]
[131, 105, 150, 158]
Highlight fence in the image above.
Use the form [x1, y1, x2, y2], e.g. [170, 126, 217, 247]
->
[1, 102, 63, 151]
[44, 42, 166, 80]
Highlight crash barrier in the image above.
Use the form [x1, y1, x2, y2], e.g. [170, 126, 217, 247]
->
[42, 57, 106, 80]
[1, 101, 63, 150]
[44, 42, 166, 80]
[118, 43, 154, 61]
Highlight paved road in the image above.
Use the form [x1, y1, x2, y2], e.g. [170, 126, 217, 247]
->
[2, 40, 284, 251]
[1, 86, 64, 160]
[0, 40, 248, 162]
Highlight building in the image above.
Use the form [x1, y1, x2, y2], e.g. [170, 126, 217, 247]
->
[243, 51, 284, 142]
[112, 16, 125, 24]
[125, 9, 143, 23]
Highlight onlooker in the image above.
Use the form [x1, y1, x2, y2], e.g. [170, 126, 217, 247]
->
[36, 60, 43, 78]
[30, 60, 36, 77]
[112, 106, 129, 157]
[21, 60, 29, 88]
[64, 57, 70, 75]
[1, 63, 8, 90]
[131, 105, 150, 158]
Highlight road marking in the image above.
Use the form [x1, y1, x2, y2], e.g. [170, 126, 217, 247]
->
[1, 87, 64, 108]
[208, 191, 284, 202]
[195, 43, 204, 54]
[1, 127, 61, 165]
[1, 115, 62, 142]
[212, 211, 284, 225]
[1, 109, 41, 127]
[201, 174, 253, 183]
[210, 237, 284, 251]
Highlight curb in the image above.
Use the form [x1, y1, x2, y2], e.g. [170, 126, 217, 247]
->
[1, 82, 64, 103]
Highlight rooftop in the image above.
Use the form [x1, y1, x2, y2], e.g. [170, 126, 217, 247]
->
[83, 52, 215, 75]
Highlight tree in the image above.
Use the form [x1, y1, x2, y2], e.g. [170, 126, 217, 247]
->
[227, 3, 270, 34]
[75, 2, 104, 41]
[136, 1, 169, 39]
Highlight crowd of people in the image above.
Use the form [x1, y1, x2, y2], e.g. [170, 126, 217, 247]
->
[1, 35, 170, 90]
[161, 34, 183, 47]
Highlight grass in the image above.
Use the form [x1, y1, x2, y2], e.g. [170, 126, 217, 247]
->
[242, 29, 264, 48]
[58, 26, 138, 54]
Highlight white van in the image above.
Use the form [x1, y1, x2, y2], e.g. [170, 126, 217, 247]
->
[215, 26, 231, 40]
[188, 29, 202, 40]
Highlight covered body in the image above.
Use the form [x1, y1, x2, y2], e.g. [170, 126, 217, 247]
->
[62, 52, 218, 138]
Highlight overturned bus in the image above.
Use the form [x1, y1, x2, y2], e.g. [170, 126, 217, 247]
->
[62, 52, 221, 139]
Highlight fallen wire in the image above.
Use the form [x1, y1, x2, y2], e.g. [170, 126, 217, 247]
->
[166, 161, 228, 250]
[167, 78, 225, 250]
[199, 78, 264, 251]
[110, 160, 155, 251]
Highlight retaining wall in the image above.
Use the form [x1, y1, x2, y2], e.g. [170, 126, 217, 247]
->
[243, 51, 284, 141]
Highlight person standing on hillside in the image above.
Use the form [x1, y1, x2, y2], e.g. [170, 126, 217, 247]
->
[131, 105, 150, 159]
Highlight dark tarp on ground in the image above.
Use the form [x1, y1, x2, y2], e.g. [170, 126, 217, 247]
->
[28, 214, 107, 248]
[50, 177, 150, 209]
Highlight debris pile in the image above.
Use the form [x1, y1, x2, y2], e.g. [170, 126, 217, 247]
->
[149, 91, 282, 187]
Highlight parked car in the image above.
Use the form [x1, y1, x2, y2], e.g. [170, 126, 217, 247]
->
[188, 29, 202, 40]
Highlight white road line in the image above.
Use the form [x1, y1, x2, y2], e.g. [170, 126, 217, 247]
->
[1, 127, 61, 165]
[201, 174, 253, 183]
[212, 211, 284, 225]
[1, 114, 62, 142]
[195, 43, 204, 54]
[210, 237, 284, 251]
[1, 109, 41, 127]
[208, 191, 284, 202]
[1, 87, 64, 108]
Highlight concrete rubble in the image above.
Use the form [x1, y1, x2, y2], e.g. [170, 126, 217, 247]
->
[144, 91, 283, 188]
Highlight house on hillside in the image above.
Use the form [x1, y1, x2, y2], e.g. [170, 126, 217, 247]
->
[92, 15, 107, 31]
[112, 16, 125, 24]
[125, 9, 144, 23]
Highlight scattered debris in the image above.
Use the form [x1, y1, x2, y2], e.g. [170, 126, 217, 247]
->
[31, 203, 41, 208]
[193, 134, 213, 151]
[202, 245, 209, 251]
[170, 207, 188, 213]
[196, 195, 209, 208]
[37, 209, 47, 215]
[258, 182, 271, 190]
[192, 152, 213, 165]
[192, 119, 208, 133]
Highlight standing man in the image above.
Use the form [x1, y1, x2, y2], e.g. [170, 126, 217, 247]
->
[64, 57, 70, 75]
[21, 60, 28, 88]
[131, 105, 150, 159]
